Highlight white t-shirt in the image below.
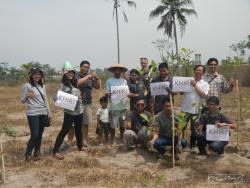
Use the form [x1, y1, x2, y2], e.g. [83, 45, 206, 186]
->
[181, 79, 209, 114]
[96, 107, 109, 123]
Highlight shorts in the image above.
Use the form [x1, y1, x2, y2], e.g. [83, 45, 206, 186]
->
[82, 104, 92, 126]
[110, 110, 126, 129]
[96, 121, 110, 136]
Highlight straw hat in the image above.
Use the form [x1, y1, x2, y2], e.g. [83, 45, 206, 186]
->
[107, 64, 128, 73]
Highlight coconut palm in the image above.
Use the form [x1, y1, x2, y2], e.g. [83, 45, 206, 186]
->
[149, 0, 197, 74]
[110, 0, 136, 64]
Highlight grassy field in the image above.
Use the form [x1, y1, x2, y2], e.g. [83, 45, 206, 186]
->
[0, 83, 250, 187]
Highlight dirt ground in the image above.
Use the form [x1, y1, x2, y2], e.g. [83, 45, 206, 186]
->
[0, 83, 250, 188]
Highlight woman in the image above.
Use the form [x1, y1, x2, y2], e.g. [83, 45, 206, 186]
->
[21, 67, 51, 162]
[53, 61, 88, 160]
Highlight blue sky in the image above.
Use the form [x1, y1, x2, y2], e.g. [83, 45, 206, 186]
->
[0, 0, 250, 70]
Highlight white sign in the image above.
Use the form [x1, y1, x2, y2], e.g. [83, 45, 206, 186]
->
[150, 82, 170, 96]
[172, 76, 193, 92]
[55, 90, 78, 111]
[111, 86, 129, 110]
[206, 124, 230, 141]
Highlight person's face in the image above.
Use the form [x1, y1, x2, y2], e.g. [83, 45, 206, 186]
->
[130, 73, 139, 82]
[65, 70, 74, 80]
[113, 68, 122, 78]
[208, 61, 218, 72]
[163, 102, 172, 113]
[159, 67, 169, 79]
[80, 63, 90, 74]
[135, 100, 145, 112]
[194, 66, 204, 78]
[207, 102, 218, 112]
[140, 58, 148, 69]
[32, 72, 42, 82]
[101, 101, 108, 108]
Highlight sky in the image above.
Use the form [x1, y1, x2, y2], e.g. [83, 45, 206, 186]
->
[0, 0, 250, 70]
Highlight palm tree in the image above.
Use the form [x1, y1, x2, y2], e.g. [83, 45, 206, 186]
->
[150, 0, 197, 74]
[110, 0, 136, 64]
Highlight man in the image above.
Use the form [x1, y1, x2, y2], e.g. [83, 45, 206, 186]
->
[196, 96, 236, 158]
[151, 97, 180, 160]
[105, 64, 128, 144]
[204, 58, 235, 98]
[68, 60, 100, 147]
[180, 65, 210, 151]
[124, 97, 152, 148]
[151, 62, 172, 114]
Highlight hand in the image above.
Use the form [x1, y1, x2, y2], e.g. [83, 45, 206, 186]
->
[216, 122, 226, 128]
[228, 78, 235, 88]
[27, 91, 34, 98]
[105, 92, 112, 97]
[190, 80, 196, 87]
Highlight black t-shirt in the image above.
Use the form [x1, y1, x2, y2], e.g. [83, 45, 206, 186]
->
[75, 72, 94, 104]
[199, 111, 232, 132]
[151, 76, 173, 114]
[126, 110, 151, 134]
[127, 80, 145, 110]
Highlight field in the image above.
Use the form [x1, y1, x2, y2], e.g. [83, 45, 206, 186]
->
[0, 83, 250, 188]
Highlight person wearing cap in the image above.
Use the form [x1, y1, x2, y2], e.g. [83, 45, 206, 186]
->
[105, 64, 129, 144]
[52, 61, 88, 160]
[20, 67, 51, 162]
[196, 96, 236, 158]
[68, 60, 100, 147]
[127, 69, 147, 110]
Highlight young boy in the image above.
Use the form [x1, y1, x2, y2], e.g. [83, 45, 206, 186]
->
[96, 96, 110, 144]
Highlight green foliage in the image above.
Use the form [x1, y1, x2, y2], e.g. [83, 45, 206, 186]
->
[0, 127, 16, 137]
[142, 174, 164, 188]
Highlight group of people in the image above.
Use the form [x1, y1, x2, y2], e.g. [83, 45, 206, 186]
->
[20, 57, 236, 161]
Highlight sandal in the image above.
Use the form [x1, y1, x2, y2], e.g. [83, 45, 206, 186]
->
[53, 153, 64, 160]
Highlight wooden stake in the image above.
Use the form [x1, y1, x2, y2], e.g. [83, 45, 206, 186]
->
[0, 139, 6, 184]
[236, 80, 240, 149]
[169, 94, 175, 188]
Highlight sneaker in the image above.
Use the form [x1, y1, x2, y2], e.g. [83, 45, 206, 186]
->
[25, 155, 32, 162]
[196, 153, 207, 160]
[53, 153, 64, 160]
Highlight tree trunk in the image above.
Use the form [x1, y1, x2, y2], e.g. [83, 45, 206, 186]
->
[173, 15, 179, 75]
[115, 0, 120, 64]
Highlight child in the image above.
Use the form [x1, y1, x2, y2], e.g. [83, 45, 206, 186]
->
[96, 96, 110, 144]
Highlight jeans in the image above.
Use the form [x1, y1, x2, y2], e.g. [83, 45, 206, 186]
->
[53, 113, 83, 153]
[197, 135, 228, 154]
[153, 135, 178, 155]
[26, 115, 46, 156]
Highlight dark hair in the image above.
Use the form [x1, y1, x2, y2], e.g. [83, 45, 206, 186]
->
[161, 97, 171, 106]
[28, 67, 44, 87]
[61, 74, 78, 93]
[207, 96, 220, 105]
[136, 96, 145, 103]
[207, 58, 219, 65]
[194, 65, 206, 73]
[80, 60, 90, 67]
[158, 62, 169, 71]
[99, 96, 108, 104]
[130, 69, 140, 75]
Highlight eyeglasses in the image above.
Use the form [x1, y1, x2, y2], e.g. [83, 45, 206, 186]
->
[209, 63, 217, 67]
[136, 103, 145, 107]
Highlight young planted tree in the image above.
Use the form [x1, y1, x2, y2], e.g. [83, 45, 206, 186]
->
[109, 0, 136, 64]
[149, 0, 197, 75]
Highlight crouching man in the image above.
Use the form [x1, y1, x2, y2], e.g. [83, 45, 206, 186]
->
[196, 96, 236, 158]
[151, 97, 180, 160]
[124, 97, 152, 149]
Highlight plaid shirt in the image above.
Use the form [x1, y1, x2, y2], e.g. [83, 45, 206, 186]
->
[203, 72, 232, 97]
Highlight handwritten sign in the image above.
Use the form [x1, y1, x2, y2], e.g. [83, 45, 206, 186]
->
[150, 82, 170, 96]
[172, 76, 193, 92]
[111, 86, 129, 110]
[206, 124, 230, 141]
[55, 90, 78, 111]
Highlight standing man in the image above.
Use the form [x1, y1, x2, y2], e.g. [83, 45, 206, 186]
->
[180, 65, 210, 151]
[68, 60, 100, 147]
[204, 58, 235, 99]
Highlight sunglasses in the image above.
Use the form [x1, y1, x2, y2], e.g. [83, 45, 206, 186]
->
[136, 103, 145, 107]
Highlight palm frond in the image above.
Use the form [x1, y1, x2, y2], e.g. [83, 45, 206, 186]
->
[180, 8, 197, 16]
[149, 5, 167, 20]
[122, 10, 128, 22]
[126, 1, 136, 9]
